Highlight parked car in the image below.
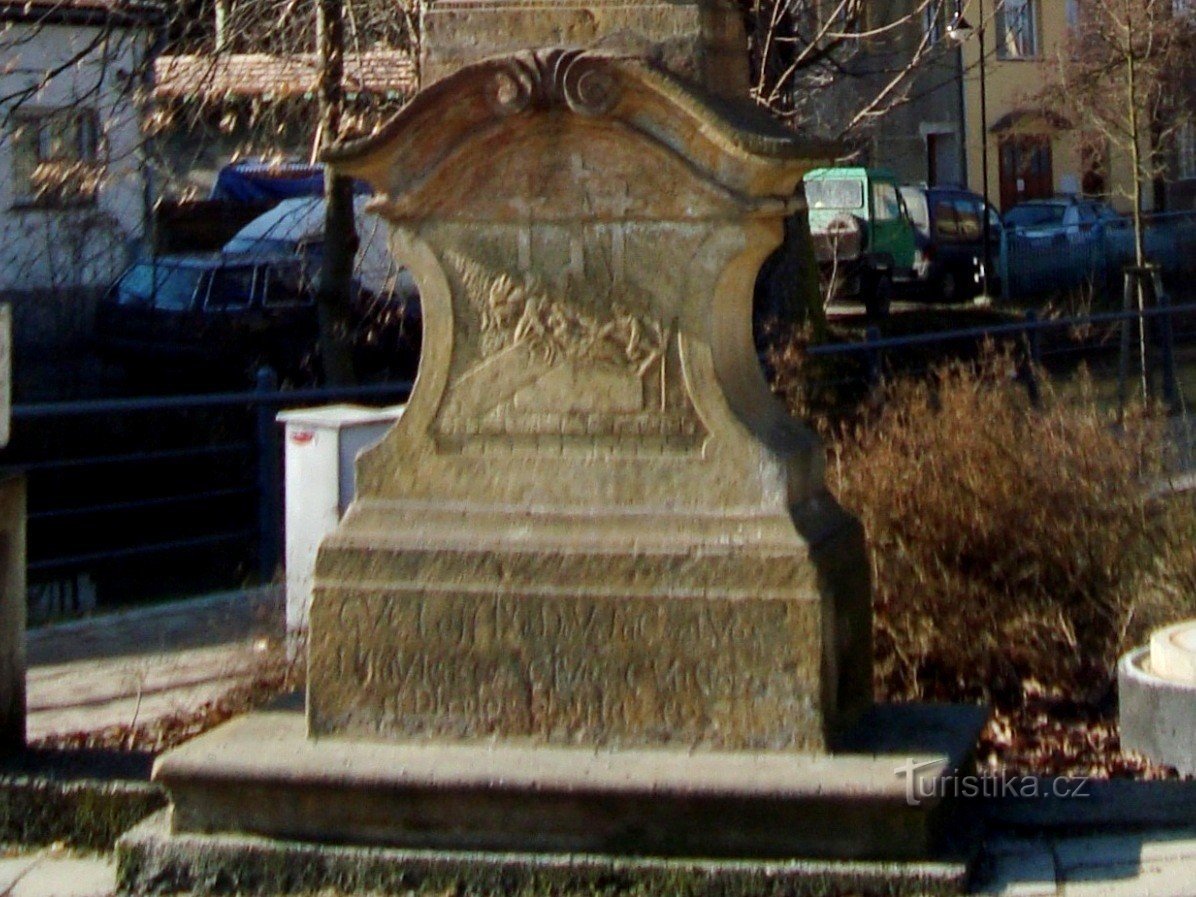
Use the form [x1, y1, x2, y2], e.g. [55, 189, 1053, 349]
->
[1003, 196, 1128, 244]
[222, 195, 418, 308]
[95, 252, 321, 380]
[899, 184, 1002, 302]
[96, 199, 421, 384]
[95, 252, 418, 384]
[804, 167, 919, 317]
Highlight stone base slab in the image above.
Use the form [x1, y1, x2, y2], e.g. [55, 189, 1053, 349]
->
[118, 809, 971, 897]
[150, 702, 985, 863]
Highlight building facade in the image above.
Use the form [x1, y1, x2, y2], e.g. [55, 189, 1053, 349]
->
[788, 0, 967, 188]
[0, 1, 159, 298]
[868, 0, 968, 188]
[957, 0, 1194, 213]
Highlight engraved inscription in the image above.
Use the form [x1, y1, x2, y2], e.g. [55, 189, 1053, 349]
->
[310, 591, 824, 751]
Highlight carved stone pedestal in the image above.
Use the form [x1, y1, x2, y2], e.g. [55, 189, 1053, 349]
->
[305, 49, 868, 751]
[131, 52, 986, 889]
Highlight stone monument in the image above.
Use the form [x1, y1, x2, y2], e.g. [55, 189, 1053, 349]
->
[124, 9, 985, 893]
[304, 49, 869, 754]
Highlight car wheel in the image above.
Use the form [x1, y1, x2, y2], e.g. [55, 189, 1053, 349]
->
[938, 270, 959, 303]
[865, 274, 893, 320]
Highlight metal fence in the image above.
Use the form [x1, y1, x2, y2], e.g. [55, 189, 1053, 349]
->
[5, 282, 1196, 620]
[1, 374, 410, 621]
[1000, 211, 1196, 304]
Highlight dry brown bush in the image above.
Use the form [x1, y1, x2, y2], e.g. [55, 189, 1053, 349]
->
[801, 350, 1174, 708]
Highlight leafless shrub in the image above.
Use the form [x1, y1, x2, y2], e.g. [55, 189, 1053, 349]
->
[819, 351, 1172, 707]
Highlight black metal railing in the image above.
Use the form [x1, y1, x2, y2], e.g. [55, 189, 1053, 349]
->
[2, 374, 411, 618]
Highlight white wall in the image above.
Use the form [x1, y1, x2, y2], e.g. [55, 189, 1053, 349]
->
[0, 21, 151, 294]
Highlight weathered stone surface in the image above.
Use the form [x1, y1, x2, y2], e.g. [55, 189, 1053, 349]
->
[120, 807, 973, 896]
[309, 50, 860, 751]
[152, 704, 980, 861]
[420, 0, 751, 101]
[311, 588, 824, 749]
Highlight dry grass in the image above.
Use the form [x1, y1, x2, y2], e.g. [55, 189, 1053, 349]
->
[771, 339, 1196, 774]
[770, 344, 1191, 708]
[827, 354, 1169, 707]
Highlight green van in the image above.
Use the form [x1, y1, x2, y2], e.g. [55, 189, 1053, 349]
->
[804, 167, 919, 317]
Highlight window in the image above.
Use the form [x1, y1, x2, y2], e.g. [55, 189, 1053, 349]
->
[206, 267, 257, 310]
[925, 0, 947, 43]
[1066, 0, 1079, 30]
[954, 199, 983, 240]
[116, 263, 206, 310]
[1081, 136, 1108, 195]
[262, 264, 312, 307]
[9, 108, 101, 207]
[996, 0, 1039, 59]
[806, 178, 865, 210]
[872, 182, 901, 222]
[934, 201, 960, 240]
[900, 187, 930, 235]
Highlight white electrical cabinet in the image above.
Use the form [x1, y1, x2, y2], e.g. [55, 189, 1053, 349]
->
[278, 404, 405, 639]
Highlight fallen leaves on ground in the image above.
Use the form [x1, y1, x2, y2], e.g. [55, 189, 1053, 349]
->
[977, 694, 1179, 780]
[30, 641, 302, 755]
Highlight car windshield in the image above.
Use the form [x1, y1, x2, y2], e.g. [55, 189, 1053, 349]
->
[1004, 204, 1067, 228]
[806, 179, 865, 210]
[117, 263, 204, 311]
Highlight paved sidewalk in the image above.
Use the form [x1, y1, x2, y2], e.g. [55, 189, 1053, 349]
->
[26, 588, 284, 742]
[976, 828, 1196, 896]
[0, 847, 114, 897]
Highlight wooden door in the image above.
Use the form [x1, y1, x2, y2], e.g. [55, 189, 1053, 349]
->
[999, 135, 1053, 210]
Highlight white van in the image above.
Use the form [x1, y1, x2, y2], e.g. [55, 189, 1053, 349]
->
[222, 196, 419, 306]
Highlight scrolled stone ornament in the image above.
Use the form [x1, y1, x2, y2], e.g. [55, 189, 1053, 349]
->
[561, 54, 620, 116]
[485, 61, 535, 114]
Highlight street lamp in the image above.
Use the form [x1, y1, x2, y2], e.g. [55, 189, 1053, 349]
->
[948, 2, 993, 300]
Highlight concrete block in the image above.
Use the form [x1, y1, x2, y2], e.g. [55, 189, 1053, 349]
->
[1119, 646, 1196, 776]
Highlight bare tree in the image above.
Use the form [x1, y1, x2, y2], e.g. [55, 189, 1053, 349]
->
[1041, 0, 1195, 266]
[741, 0, 957, 142]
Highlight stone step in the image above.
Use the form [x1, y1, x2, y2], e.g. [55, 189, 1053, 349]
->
[148, 702, 983, 864]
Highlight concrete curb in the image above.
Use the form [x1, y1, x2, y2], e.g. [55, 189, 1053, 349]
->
[27, 587, 281, 642]
[0, 774, 164, 851]
[978, 777, 1196, 832]
[117, 810, 972, 897]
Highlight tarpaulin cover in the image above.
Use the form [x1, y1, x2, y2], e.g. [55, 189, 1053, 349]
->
[210, 160, 371, 202]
